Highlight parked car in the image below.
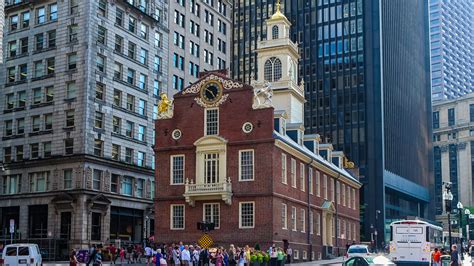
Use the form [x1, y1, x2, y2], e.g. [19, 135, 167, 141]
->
[343, 255, 395, 266]
[345, 245, 371, 258]
[0, 244, 42, 266]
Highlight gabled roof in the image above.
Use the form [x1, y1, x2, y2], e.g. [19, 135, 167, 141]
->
[273, 130, 360, 185]
[176, 70, 250, 97]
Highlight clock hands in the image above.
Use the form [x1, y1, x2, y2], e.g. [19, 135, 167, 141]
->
[205, 87, 217, 98]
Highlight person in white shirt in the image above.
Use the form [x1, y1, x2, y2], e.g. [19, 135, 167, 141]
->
[145, 246, 153, 266]
[181, 245, 191, 266]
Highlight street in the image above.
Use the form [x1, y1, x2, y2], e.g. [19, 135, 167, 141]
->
[42, 255, 474, 266]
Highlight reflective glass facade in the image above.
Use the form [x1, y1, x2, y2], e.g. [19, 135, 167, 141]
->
[233, 0, 432, 243]
[429, 0, 474, 101]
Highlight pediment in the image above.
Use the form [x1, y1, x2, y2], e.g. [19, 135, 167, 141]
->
[88, 193, 111, 204]
[194, 135, 228, 147]
[321, 200, 336, 213]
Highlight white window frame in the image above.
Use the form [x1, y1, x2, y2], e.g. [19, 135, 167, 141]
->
[281, 203, 287, 229]
[342, 183, 346, 206]
[316, 171, 320, 197]
[309, 210, 314, 234]
[170, 155, 185, 185]
[239, 201, 255, 229]
[203, 203, 220, 229]
[352, 188, 356, 210]
[316, 212, 321, 235]
[294, 250, 299, 260]
[239, 149, 254, 181]
[300, 163, 305, 191]
[281, 153, 287, 184]
[347, 186, 351, 208]
[300, 209, 305, 233]
[323, 174, 328, 199]
[170, 204, 185, 230]
[330, 177, 335, 202]
[290, 158, 296, 188]
[205, 108, 219, 136]
[291, 206, 297, 231]
[302, 251, 307, 260]
[336, 181, 340, 204]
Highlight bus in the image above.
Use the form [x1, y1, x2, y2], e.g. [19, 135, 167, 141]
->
[389, 220, 443, 265]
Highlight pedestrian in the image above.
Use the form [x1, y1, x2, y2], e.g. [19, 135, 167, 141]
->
[181, 245, 191, 266]
[214, 248, 224, 266]
[200, 248, 210, 266]
[127, 245, 133, 263]
[119, 247, 125, 264]
[237, 248, 245, 266]
[450, 244, 460, 266]
[269, 244, 277, 266]
[93, 248, 103, 266]
[70, 249, 78, 266]
[285, 246, 292, 264]
[87, 245, 97, 266]
[173, 245, 181, 266]
[154, 248, 162, 266]
[276, 248, 285, 266]
[223, 248, 229, 266]
[192, 245, 200, 266]
[228, 245, 236, 266]
[432, 247, 441, 266]
[109, 244, 117, 264]
[145, 245, 154, 266]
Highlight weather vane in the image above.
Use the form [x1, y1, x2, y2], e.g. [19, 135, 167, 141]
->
[276, 0, 281, 13]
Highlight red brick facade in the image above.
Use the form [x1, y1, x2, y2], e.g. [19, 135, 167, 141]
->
[154, 71, 361, 261]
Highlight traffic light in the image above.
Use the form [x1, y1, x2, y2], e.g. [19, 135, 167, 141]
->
[197, 221, 215, 232]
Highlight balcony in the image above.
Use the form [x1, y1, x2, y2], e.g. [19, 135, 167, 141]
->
[183, 178, 233, 207]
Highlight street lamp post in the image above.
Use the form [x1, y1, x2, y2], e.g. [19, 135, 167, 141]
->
[443, 182, 453, 250]
[465, 209, 471, 243]
[457, 202, 464, 257]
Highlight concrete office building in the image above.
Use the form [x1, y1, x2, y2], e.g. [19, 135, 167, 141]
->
[0, 0, 169, 259]
[232, 0, 433, 245]
[0, 1, 4, 63]
[168, 0, 231, 91]
[429, 0, 474, 101]
[433, 93, 474, 216]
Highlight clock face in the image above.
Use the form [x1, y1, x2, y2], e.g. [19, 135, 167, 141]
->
[200, 81, 223, 104]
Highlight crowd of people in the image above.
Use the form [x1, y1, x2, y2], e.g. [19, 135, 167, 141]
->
[69, 242, 292, 266]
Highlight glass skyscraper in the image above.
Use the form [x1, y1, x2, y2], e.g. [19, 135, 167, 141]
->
[429, 0, 474, 102]
[232, 0, 433, 244]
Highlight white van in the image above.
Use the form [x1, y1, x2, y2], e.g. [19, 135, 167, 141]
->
[1, 244, 42, 266]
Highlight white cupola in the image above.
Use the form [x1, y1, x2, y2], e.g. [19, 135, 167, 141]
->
[252, 0, 305, 124]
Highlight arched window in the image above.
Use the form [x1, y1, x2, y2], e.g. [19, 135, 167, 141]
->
[264, 60, 273, 82]
[272, 25, 279, 39]
[263, 57, 282, 82]
[273, 58, 282, 81]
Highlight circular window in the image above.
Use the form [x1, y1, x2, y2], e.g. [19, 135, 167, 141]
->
[242, 122, 253, 133]
[172, 129, 182, 140]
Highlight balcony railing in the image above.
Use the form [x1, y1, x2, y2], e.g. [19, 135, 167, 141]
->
[183, 178, 233, 206]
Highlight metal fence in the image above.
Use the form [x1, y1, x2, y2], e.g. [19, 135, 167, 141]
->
[0, 238, 70, 261]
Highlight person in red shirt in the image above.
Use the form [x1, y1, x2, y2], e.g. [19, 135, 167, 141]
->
[109, 244, 117, 264]
[432, 247, 441, 266]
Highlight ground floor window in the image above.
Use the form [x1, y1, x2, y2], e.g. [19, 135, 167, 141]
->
[60, 212, 72, 239]
[29, 205, 48, 238]
[203, 203, 220, 229]
[171, 205, 185, 230]
[239, 202, 254, 228]
[110, 207, 143, 242]
[0, 206, 19, 238]
[91, 212, 102, 241]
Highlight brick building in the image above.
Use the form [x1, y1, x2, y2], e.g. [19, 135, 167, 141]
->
[154, 7, 361, 261]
